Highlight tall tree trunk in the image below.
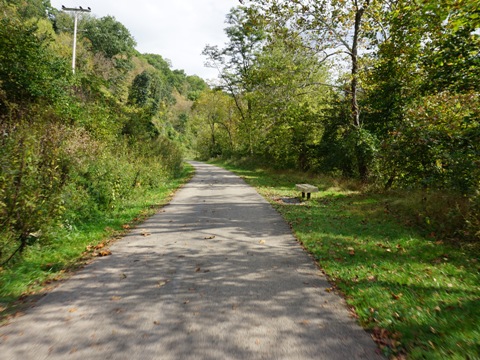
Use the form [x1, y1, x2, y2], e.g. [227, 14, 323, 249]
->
[351, 0, 369, 180]
[351, 0, 367, 129]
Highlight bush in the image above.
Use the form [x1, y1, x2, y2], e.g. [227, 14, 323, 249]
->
[0, 115, 184, 266]
[381, 91, 480, 193]
[0, 120, 70, 265]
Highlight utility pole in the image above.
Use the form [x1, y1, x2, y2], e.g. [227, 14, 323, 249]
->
[61, 5, 91, 74]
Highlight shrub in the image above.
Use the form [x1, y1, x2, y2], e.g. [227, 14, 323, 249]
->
[0, 120, 70, 265]
[381, 91, 480, 193]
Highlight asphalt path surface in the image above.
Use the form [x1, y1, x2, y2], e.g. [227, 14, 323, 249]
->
[0, 162, 382, 359]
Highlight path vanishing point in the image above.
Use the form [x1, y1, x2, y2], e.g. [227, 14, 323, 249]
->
[0, 162, 383, 359]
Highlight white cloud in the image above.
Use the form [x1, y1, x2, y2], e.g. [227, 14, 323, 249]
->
[50, 0, 239, 80]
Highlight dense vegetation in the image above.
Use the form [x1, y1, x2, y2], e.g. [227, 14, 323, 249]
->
[0, 0, 206, 267]
[0, 0, 478, 357]
[193, 0, 480, 244]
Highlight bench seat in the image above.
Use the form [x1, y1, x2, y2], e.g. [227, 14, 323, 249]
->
[295, 184, 319, 199]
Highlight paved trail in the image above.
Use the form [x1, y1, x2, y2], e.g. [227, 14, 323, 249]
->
[0, 162, 382, 359]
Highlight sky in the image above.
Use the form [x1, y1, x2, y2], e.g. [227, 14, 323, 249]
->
[50, 0, 240, 80]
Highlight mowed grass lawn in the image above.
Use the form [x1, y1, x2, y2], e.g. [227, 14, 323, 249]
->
[214, 161, 480, 360]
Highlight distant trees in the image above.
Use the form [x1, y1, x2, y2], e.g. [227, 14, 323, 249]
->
[200, 6, 330, 166]
[84, 15, 136, 60]
[190, 89, 238, 159]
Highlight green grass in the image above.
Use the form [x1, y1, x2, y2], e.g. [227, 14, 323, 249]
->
[212, 160, 480, 359]
[0, 163, 194, 321]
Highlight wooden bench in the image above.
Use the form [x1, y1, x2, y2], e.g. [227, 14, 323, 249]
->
[295, 184, 319, 200]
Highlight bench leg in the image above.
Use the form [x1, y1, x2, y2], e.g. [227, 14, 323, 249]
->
[307, 193, 311, 200]
[302, 192, 305, 198]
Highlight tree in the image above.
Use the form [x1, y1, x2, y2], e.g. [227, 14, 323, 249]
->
[244, 0, 379, 178]
[248, 32, 331, 168]
[203, 6, 265, 154]
[84, 15, 136, 60]
[6, 0, 52, 20]
[128, 69, 174, 115]
[0, 2, 70, 114]
[190, 90, 238, 159]
[185, 75, 208, 101]
[363, 0, 480, 190]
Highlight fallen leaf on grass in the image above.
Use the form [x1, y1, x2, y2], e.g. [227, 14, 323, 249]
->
[371, 327, 403, 354]
[391, 292, 403, 300]
[348, 306, 359, 319]
[122, 224, 130, 230]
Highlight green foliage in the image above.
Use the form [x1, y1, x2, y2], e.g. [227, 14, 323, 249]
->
[142, 53, 173, 76]
[382, 92, 480, 194]
[249, 33, 330, 168]
[84, 15, 136, 60]
[128, 69, 175, 113]
[190, 89, 238, 159]
[0, 120, 69, 265]
[5, 0, 52, 20]
[185, 75, 208, 101]
[0, 3, 70, 110]
[204, 0, 480, 246]
[0, 0, 195, 267]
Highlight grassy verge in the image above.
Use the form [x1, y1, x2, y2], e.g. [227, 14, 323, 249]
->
[0, 163, 194, 322]
[212, 160, 480, 360]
